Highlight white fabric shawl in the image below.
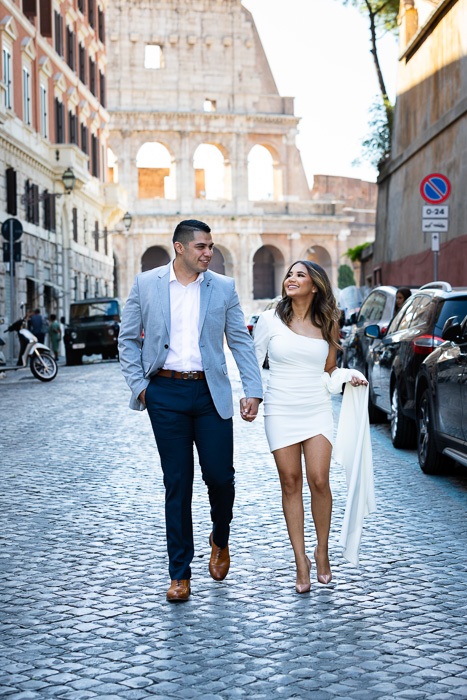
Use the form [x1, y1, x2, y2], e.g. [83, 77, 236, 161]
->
[322, 368, 377, 567]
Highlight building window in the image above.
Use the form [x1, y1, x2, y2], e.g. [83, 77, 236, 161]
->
[68, 110, 78, 145]
[23, 67, 31, 125]
[94, 279, 99, 296]
[40, 0, 53, 37]
[78, 0, 85, 14]
[79, 44, 87, 84]
[204, 99, 216, 112]
[99, 71, 105, 107]
[88, 0, 95, 29]
[91, 134, 99, 177]
[104, 227, 108, 256]
[144, 45, 162, 69]
[6, 168, 17, 215]
[66, 26, 75, 71]
[54, 10, 64, 56]
[94, 221, 99, 252]
[43, 192, 56, 232]
[89, 57, 96, 96]
[54, 98, 65, 143]
[25, 181, 40, 225]
[2, 48, 12, 109]
[72, 207, 78, 242]
[40, 84, 48, 138]
[80, 122, 89, 155]
[98, 6, 105, 43]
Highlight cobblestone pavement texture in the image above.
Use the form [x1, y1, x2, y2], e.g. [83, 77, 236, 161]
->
[1, 355, 467, 700]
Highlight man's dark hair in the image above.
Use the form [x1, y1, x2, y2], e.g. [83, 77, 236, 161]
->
[34, 309, 40, 314]
[50, 314, 57, 321]
[173, 220, 211, 247]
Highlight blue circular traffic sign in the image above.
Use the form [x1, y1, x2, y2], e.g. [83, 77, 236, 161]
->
[420, 173, 451, 203]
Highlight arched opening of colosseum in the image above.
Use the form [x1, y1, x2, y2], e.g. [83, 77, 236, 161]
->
[193, 144, 231, 200]
[136, 142, 175, 199]
[306, 245, 334, 285]
[107, 147, 118, 183]
[248, 145, 282, 201]
[141, 245, 171, 272]
[210, 247, 225, 275]
[253, 245, 285, 299]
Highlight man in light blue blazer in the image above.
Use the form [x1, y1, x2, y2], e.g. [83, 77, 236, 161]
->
[119, 220, 263, 602]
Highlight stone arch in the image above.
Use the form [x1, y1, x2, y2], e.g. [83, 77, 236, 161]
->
[107, 146, 118, 183]
[253, 244, 285, 299]
[304, 245, 334, 284]
[141, 245, 171, 272]
[248, 143, 283, 201]
[136, 141, 176, 199]
[193, 143, 231, 200]
[209, 244, 234, 277]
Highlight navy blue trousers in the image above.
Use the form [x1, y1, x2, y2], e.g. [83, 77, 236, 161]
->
[145, 375, 234, 580]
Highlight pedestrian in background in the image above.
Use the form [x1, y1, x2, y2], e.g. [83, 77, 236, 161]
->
[28, 309, 45, 343]
[48, 314, 61, 361]
[59, 316, 66, 360]
[118, 219, 263, 603]
[254, 261, 373, 593]
[393, 287, 411, 316]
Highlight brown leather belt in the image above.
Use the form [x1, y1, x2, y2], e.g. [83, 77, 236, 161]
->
[156, 369, 206, 380]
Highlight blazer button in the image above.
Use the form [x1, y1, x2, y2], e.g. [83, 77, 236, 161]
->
[164, 344, 169, 349]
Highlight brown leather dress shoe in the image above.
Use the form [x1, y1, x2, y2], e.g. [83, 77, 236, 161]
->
[166, 579, 190, 602]
[209, 532, 230, 581]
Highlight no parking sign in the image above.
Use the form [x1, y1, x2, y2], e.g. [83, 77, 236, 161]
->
[420, 173, 451, 204]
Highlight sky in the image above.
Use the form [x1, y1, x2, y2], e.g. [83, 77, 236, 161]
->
[242, 0, 400, 185]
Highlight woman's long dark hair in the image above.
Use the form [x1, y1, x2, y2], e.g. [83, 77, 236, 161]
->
[275, 260, 340, 348]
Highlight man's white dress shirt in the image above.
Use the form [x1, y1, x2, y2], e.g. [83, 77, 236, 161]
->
[163, 262, 204, 371]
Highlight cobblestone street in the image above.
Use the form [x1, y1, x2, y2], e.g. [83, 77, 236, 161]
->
[1, 356, 467, 699]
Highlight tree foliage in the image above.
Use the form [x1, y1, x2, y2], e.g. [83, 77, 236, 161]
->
[353, 96, 394, 169]
[344, 241, 372, 262]
[338, 264, 357, 289]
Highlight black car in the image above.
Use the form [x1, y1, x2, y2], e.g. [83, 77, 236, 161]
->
[364, 282, 467, 448]
[65, 297, 122, 365]
[415, 314, 467, 474]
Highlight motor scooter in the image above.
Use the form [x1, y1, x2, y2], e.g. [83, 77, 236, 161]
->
[2, 317, 58, 381]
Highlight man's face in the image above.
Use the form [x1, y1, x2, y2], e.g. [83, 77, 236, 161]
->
[178, 231, 214, 274]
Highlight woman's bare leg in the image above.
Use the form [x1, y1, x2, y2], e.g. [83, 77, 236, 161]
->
[303, 435, 333, 582]
[272, 444, 310, 587]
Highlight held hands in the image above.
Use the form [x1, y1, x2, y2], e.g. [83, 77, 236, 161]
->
[240, 397, 260, 422]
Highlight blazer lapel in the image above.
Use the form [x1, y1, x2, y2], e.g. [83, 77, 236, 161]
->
[199, 272, 213, 335]
[156, 264, 171, 335]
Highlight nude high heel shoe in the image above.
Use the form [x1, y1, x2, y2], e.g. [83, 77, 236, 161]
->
[295, 555, 312, 594]
[314, 547, 332, 585]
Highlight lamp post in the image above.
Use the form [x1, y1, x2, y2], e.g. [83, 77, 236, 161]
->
[61, 167, 76, 193]
[122, 212, 132, 232]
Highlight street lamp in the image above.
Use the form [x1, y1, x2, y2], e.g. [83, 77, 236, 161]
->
[61, 167, 76, 193]
[122, 211, 132, 231]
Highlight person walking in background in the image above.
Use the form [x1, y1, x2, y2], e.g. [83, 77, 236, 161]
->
[28, 309, 45, 343]
[118, 220, 263, 603]
[254, 261, 372, 594]
[48, 314, 61, 361]
[59, 316, 66, 360]
[393, 287, 411, 317]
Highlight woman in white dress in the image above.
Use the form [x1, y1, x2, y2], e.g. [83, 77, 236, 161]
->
[254, 261, 367, 593]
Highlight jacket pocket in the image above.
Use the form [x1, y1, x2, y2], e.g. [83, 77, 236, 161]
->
[222, 363, 228, 375]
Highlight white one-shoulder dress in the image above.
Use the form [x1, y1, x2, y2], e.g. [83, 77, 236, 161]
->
[254, 309, 334, 452]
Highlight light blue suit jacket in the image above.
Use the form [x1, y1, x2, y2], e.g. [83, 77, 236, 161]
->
[118, 262, 263, 419]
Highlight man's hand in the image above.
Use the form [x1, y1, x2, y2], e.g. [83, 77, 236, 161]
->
[138, 389, 146, 407]
[240, 397, 260, 422]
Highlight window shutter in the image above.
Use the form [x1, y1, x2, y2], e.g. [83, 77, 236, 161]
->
[94, 221, 99, 252]
[6, 168, 17, 215]
[40, 0, 52, 36]
[73, 207, 78, 241]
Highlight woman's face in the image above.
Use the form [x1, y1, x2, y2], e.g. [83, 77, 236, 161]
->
[284, 263, 317, 299]
[395, 291, 406, 308]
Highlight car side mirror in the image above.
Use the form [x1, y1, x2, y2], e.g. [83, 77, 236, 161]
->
[442, 315, 461, 342]
[364, 324, 381, 339]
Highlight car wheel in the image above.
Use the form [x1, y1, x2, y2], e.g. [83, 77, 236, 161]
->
[66, 351, 82, 366]
[390, 384, 416, 449]
[417, 390, 447, 474]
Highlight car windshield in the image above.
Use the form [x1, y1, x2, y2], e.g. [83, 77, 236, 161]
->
[71, 301, 120, 322]
[434, 297, 467, 336]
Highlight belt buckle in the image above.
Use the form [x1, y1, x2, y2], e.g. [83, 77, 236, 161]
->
[182, 371, 198, 380]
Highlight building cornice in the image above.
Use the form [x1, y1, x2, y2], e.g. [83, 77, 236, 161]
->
[108, 109, 300, 127]
[399, 0, 459, 62]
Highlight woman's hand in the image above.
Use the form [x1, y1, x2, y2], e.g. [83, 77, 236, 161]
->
[349, 374, 368, 387]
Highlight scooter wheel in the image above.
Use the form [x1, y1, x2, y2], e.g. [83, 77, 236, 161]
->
[30, 353, 58, 382]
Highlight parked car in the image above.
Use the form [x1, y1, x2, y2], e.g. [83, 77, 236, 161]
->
[364, 282, 467, 448]
[247, 314, 259, 335]
[415, 313, 467, 474]
[65, 297, 122, 365]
